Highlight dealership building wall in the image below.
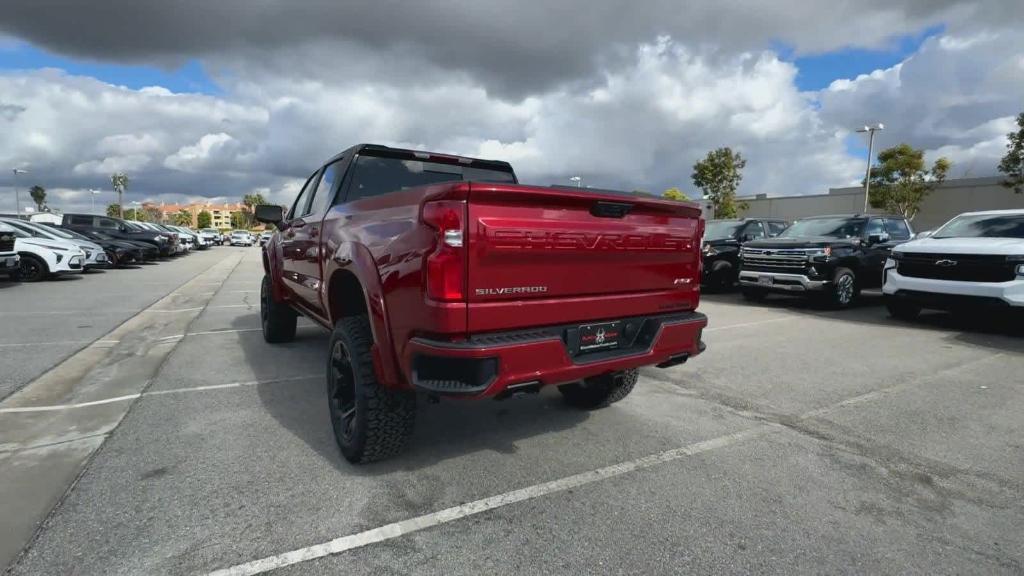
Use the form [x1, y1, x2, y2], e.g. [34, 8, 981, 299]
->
[735, 176, 1024, 231]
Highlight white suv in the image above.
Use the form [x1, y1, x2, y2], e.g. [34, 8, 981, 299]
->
[883, 209, 1024, 318]
[4, 225, 86, 281]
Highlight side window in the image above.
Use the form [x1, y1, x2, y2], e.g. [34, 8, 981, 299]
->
[97, 217, 119, 230]
[742, 221, 766, 239]
[766, 221, 787, 236]
[305, 159, 343, 216]
[69, 215, 92, 226]
[865, 218, 885, 237]
[884, 219, 911, 240]
[289, 172, 319, 219]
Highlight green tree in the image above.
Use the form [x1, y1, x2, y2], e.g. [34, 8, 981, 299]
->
[242, 193, 267, 227]
[230, 211, 247, 230]
[662, 187, 689, 201]
[29, 185, 47, 211]
[123, 208, 140, 221]
[111, 173, 129, 218]
[197, 210, 212, 228]
[867, 143, 951, 220]
[106, 203, 122, 217]
[173, 209, 193, 226]
[692, 147, 746, 218]
[998, 112, 1024, 194]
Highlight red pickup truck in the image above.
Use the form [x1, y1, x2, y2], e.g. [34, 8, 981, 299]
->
[256, 144, 707, 463]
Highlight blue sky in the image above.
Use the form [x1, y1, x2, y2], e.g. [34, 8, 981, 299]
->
[782, 24, 944, 91]
[0, 41, 220, 94]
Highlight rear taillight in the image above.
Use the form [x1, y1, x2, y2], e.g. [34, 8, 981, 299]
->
[422, 200, 466, 301]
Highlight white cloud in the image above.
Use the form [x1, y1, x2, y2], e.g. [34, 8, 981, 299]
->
[0, 21, 1020, 217]
[818, 30, 1024, 174]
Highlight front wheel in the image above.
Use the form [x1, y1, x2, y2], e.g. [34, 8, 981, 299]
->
[16, 254, 48, 282]
[826, 267, 858, 309]
[327, 315, 416, 463]
[261, 275, 297, 343]
[559, 369, 638, 409]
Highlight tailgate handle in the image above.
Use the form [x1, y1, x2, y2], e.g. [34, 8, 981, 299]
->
[590, 201, 633, 218]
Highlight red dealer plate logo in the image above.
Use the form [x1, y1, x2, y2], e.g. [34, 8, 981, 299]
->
[579, 321, 623, 353]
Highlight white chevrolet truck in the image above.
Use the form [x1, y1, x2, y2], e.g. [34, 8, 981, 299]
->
[883, 209, 1024, 319]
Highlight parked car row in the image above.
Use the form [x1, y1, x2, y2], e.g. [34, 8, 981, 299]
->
[0, 213, 220, 282]
[701, 209, 1024, 319]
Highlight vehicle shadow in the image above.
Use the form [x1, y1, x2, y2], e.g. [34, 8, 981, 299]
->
[702, 291, 1024, 353]
[235, 315, 589, 473]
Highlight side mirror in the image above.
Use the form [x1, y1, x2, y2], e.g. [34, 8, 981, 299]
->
[739, 233, 753, 243]
[255, 204, 285, 226]
[867, 233, 889, 245]
[914, 230, 933, 239]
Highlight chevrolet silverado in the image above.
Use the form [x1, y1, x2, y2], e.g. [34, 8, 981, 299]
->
[257, 144, 707, 463]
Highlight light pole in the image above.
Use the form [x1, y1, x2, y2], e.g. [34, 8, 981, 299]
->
[89, 189, 101, 214]
[130, 201, 141, 221]
[12, 168, 29, 215]
[856, 124, 884, 213]
[569, 176, 582, 188]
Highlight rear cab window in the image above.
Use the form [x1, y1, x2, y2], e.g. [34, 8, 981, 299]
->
[343, 153, 516, 203]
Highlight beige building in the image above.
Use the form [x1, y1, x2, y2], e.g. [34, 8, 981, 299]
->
[143, 202, 245, 229]
[736, 176, 1024, 231]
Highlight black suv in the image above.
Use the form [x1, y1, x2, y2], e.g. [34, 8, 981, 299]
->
[737, 214, 912, 307]
[62, 214, 175, 257]
[702, 218, 788, 290]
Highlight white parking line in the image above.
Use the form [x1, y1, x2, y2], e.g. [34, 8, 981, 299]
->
[705, 316, 794, 332]
[205, 425, 775, 576]
[0, 375, 320, 413]
[0, 339, 120, 349]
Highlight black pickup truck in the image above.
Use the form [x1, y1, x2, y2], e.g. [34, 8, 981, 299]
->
[737, 214, 913, 308]
[701, 218, 788, 290]
[62, 213, 175, 257]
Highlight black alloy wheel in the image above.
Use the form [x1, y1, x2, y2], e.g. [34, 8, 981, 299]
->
[329, 339, 358, 444]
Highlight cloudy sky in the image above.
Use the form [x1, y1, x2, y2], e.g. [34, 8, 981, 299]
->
[0, 0, 1021, 214]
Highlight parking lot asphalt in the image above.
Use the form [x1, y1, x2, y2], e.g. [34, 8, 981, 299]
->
[2, 247, 1023, 575]
[0, 250, 240, 401]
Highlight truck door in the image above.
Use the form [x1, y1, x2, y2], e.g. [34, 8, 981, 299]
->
[861, 217, 892, 287]
[280, 171, 321, 309]
[280, 159, 346, 315]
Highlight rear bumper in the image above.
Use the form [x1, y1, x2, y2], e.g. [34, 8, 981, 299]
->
[403, 312, 707, 398]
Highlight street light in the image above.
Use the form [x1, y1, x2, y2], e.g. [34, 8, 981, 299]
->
[12, 168, 29, 216]
[89, 189, 101, 215]
[856, 123, 884, 213]
[130, 200, 141, 221]
[569, 176, 582, 188]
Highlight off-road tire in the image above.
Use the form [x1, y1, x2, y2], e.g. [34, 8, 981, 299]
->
[16, 254, 48, 282]
[261, 275, 297, 343]
[559, 369, 639, 409]
[327, 315, 416, 463]
[885, 297, 921, 320]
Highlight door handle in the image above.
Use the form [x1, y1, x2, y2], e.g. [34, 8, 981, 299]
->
[290, 218, 307, 229]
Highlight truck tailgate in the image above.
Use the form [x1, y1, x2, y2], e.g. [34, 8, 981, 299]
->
[466, 184, 702, 332]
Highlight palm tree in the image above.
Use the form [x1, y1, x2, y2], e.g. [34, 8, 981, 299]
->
[29, 185, 47, 211]
[111, 173, 129, 218]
